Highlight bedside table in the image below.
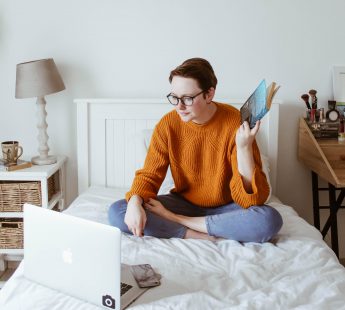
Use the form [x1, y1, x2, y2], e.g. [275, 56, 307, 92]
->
[298, 118, 345, 257]
[0, 155, 67, 287]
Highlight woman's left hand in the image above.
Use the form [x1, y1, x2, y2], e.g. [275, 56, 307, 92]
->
[144, 198, 174, 221]
[235, 120, 260, 150]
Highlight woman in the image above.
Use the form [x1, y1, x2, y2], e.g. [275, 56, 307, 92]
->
[108, 58, 282, 242]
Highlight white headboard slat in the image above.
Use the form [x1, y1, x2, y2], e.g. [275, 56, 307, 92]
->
[75, 99, 280, 195]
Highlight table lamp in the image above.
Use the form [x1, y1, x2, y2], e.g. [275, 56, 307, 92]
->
[15, 58, 65, 165]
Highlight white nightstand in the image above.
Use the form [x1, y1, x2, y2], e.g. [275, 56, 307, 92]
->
[0, 155, 67, 287]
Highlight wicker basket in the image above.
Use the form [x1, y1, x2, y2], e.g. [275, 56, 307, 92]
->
[48, 171, 59, 202]
[0, 218, 23, 249]
[0, 172, 59, 212]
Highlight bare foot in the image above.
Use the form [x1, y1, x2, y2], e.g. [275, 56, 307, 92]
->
[184, 229, 218, 241]
[144, 199, 222, 241]
[144, 198, 175, 221]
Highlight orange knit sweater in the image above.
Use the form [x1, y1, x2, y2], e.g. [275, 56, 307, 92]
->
[125, 102, 270, 208]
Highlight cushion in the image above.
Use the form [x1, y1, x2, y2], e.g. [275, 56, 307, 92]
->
[260, 154, 272, 202]
[138, 129, 272, 202]
[136, 129, 175, 196]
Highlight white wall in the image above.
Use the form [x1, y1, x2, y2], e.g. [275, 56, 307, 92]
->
[1, 1, 345, 254]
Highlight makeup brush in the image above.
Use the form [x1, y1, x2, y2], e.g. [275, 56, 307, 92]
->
[301, 94, 311, 109]
[309, 89, 317, 109]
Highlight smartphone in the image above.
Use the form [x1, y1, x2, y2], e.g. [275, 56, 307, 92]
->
[130, 264, 161, 288]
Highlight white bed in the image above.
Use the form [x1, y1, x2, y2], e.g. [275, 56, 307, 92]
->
[1, 99, 345, 310]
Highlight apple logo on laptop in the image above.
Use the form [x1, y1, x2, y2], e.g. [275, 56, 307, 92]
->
[62, 248, 73, 264]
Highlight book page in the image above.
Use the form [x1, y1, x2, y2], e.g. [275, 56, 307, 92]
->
[241, 80, 267, 128]
[240, 79, 279, 129]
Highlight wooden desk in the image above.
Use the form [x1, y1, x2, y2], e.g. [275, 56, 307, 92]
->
[298, 118, 345, 257]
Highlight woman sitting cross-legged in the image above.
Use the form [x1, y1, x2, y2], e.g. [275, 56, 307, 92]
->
[108, 57, 283, 242]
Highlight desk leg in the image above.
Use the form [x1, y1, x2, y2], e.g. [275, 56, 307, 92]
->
[311, 171, 320, 230]
[328, 183, 339, 258]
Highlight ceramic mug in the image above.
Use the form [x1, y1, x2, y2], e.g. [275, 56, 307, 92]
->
[1, 141, 23, 165]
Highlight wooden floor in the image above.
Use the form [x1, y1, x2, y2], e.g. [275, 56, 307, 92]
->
[0, 261, 20, 289]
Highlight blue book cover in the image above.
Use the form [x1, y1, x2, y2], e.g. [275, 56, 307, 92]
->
[240, 79, 280, 129]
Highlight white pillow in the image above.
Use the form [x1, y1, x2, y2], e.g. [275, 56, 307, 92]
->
[260, 154, 272, 202]
[138, 129, 175, 195]
[139, 129, 272, 202]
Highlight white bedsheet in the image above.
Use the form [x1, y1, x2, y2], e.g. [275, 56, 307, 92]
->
[1, 186, 345, 310]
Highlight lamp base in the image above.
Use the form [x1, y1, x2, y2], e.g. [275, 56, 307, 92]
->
[31, 155, 57, 165]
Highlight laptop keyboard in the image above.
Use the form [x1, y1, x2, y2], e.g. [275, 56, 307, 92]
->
[121, 282, 133, 296]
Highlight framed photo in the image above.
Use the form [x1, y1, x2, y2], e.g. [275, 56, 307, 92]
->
[332, 65, 345, 105]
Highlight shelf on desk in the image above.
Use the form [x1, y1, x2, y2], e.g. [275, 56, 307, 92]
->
[298, 118, 345, 188]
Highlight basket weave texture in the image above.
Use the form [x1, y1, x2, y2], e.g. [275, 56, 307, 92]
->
[0, 182, 41, 212]
[0, 172, 59, 249]
[0, 172, 58, 212]
[0, 219, 23, 249]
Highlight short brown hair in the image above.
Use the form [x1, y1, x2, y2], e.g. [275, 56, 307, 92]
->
[169, 58, 218, 92]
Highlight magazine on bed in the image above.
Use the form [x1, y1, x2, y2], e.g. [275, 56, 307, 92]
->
[240, 79, 280, 129]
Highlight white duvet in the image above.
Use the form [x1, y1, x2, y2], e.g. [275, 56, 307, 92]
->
[1, 186, 345, 310]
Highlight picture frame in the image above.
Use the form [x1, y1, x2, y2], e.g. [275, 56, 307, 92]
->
[332, 65, 345, 105]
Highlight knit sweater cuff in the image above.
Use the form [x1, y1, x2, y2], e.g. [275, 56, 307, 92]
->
[230, 167, 270, 208]
[125, 189, 156, 203]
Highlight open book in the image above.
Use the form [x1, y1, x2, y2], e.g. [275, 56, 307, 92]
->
[240, 79, 280, 129]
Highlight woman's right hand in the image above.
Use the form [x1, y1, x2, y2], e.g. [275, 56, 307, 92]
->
[124, 195, 147, 237]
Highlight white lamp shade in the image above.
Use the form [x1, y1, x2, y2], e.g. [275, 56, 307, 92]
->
[15, 58, 65, 99]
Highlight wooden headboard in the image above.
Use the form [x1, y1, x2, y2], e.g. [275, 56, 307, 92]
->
[75, 99, 280, 195]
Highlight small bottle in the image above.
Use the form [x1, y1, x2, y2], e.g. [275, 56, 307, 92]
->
[319, 108, 326, 123]
[338, 133, 345, 143]
[339, 117, 344, 132]
[338, 117, 345, 142]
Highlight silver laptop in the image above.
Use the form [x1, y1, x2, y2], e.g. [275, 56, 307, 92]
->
[23, 203, 147, 310]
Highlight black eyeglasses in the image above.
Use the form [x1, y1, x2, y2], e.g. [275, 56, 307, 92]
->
[166, 90, 204, 106]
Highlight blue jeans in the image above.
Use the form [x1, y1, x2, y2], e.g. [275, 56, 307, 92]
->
[108, 193, 283, 243]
